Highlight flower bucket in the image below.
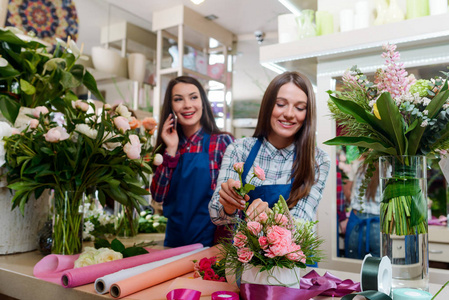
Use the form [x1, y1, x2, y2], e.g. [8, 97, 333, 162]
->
[0, 187, 50, 255]
[241, 265, 303, 289]
[379, 155, 429, 292]
[52, 190, 85, 255]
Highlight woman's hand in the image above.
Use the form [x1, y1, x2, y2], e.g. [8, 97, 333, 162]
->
[246, 198, 270, 222]
[219, 178, 249, 215]
[161, 113, 179, 156]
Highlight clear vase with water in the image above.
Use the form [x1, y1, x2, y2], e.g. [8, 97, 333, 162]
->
[296, 10, 317, 39]
[379, 156, 429, 292]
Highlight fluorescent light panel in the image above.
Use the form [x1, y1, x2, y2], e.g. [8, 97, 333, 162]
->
[191, 0, 205, 4]
[278, 0, 301, 15]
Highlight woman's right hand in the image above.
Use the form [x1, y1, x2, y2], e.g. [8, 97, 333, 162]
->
[219, 178, 249, 215]
[161, 113, 179, 156]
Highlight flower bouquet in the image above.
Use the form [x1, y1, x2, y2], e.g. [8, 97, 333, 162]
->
[3, 102, 159, 254]
[324, 44, 449, 236]
[193, 256, 226, 282]
[219, 196, 323, 288]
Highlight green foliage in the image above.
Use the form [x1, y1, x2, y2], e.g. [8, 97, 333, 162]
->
[0, 28, 104, 124]
[3, 102, 158, 215]
[138, 210, 167, 234]
[94, 237, 156, 258]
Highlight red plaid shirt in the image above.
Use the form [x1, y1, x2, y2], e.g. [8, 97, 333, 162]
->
[150, 128, 234, 203]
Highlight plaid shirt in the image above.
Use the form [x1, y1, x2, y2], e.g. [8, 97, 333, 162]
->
[209, 137, 331, 224]
[150, 128, 234, 203]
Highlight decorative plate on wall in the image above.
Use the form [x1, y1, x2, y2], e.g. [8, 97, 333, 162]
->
[5, 0, 79, 45]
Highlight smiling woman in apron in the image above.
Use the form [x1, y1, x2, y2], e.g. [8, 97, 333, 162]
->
[151, 76, 234, 247]
[209, 71, 330, 225]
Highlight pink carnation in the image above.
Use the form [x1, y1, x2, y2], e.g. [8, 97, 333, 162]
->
[275, 214, 289, 226]
[233, 162, 244, 173]
[266, 225, 291, 245]
[247, 221, 262, 236]
[258, 236, 269, 250]
[253, 165, 265, 181]
[233, 232, 247, 248]
[258, 212, 268, 224]
[286, 243, 306, 262]
[269, 237, 291, 256]
[237, 247, 254, 263]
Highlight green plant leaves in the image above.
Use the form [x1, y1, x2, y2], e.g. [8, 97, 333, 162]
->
[0, 94, 20, 124]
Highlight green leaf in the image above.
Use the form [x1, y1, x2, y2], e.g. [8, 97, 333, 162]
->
[382, 179, 421, 201]
[122, 247, 149, 258]
[243, 183, 255, 194]
[0, 64, 20, 79]
[0, 94, 20, 124]
[83, 69, 104, 102]
[111, 238, 126, 253]
[324, 136, 397, 155]
[94, 238, 111, 249]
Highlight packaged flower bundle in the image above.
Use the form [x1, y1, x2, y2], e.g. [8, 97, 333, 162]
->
[219, 196, 323, 287]
[193, 256, 226, 282]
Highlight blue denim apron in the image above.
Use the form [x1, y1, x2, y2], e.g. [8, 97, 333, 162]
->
[243, 138, 292, 207]
[163, 134, 216, 247]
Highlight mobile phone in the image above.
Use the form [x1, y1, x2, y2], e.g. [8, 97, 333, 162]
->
[171, 111, 177, 132]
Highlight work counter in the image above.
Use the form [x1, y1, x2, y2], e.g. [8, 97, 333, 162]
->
[1, 233, 448, 300]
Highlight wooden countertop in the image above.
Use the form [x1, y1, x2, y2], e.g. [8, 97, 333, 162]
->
[1, 233, 448, 300]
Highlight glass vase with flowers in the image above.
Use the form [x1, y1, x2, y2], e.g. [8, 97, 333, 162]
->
[3, 102, 159, 255]
[324, 44, 449, 291]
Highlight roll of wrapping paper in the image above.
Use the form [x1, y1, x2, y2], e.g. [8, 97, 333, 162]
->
[61, 243, 203, 288]
[110, 246, 220, 298]
[95, 247, 206, 294]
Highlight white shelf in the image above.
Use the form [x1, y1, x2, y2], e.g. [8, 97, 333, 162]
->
[260, 12, 449, 77]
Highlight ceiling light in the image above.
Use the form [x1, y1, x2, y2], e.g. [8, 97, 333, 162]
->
[191, 0, 205, 5]
[278, 0, 301, 15]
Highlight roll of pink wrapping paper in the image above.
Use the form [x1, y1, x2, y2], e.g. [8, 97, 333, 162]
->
[110, 246, 220, 298]
[34, 254, 80, 284]
[61, 243, 203, 288]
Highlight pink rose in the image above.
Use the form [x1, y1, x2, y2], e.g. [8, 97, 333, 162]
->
[203, 269, 215, 281]
[269, 237, 291, 256]
[29, 119, 39, 129]
[275, 214, 289, 226]
[33, 106, 49, 118]
[286, 243, 305, 262]
[198, 257, 214, 271]
[233, 232, 247, 248]
[142, 117, 157, 131]
[237, 247, 254, 263]
[44, 127, 70, 143]
[193, 270, 201, 278]
[193, 261, 200, 271]
[233, 162, 244, 174]
[123, 135, 142, 159]
[253, 165, 265, 181]
[258, 236, 269, 250]
[72, 100, 89, 112]
[264, 249, 276, 258]
[266, 226, 291, 245]
[247, 221, 262, 236]
[258, 212, 268, 224]
[114, 116, 131, 133]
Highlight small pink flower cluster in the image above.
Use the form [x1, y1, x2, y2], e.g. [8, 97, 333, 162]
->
[232, 162, 266, 196]
[375, 43, 415, 98]
[193, 256, 226, 282]
[233, 212, 306, 264]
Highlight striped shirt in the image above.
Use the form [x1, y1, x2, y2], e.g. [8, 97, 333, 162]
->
[150, 128, 234, 203]
[209, 137, 331, 224]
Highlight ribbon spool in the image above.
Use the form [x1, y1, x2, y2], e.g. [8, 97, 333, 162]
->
[360, 254, 392, 295]
[211, 291, 239, 300]
[392, 288, 432, 300]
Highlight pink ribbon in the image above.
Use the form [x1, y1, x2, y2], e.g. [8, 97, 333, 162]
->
[211, 291, 240, 300]
[240, 269, 361, 300]
[166, 288, 201, 300]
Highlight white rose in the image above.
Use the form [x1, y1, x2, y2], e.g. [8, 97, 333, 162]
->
[153, 153, 163, 166]
[95, 248, 123, 264]
[102, 131, 121, 151]
[75, 124, 98, 139]
[116, 104, 132, 120]
[74, 251, 97, 268]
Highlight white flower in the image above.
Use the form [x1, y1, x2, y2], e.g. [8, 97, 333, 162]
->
[422, 97, 431, 106]
[153, 222, 160, 227]
[95, 248, 123, 264]
[420, 120, 429, 127]
[74, 248, 97, 268]
[145, 214, 152, 220]
[84, 220, 95, 233]
[75, 124, 98, 139]
[116, 104, 132, 120]
[0, 56, 7, 67]
[153, 153, 163, 166]
[140, 211, 147, 217]
[98, 214, 110, 226]
[423, 110, 429, 116]
[0, 122, 13, 166]
[102, 132, 121, 151]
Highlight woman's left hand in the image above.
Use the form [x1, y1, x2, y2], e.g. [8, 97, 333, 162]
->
[246, 198, 271, 221]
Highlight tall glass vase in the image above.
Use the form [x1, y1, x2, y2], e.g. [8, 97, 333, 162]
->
[51, 189, 85, 255]
[115, 203, 139, 238]
[379, 156, 429, 292]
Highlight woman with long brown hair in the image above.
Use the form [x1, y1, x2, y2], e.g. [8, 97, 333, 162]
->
[209, 71, 330, 223]
[151, 76, 234, 247]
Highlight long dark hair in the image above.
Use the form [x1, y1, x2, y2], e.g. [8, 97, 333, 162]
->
[155, 76, 220, 154]
[253, 71, 317, 208]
